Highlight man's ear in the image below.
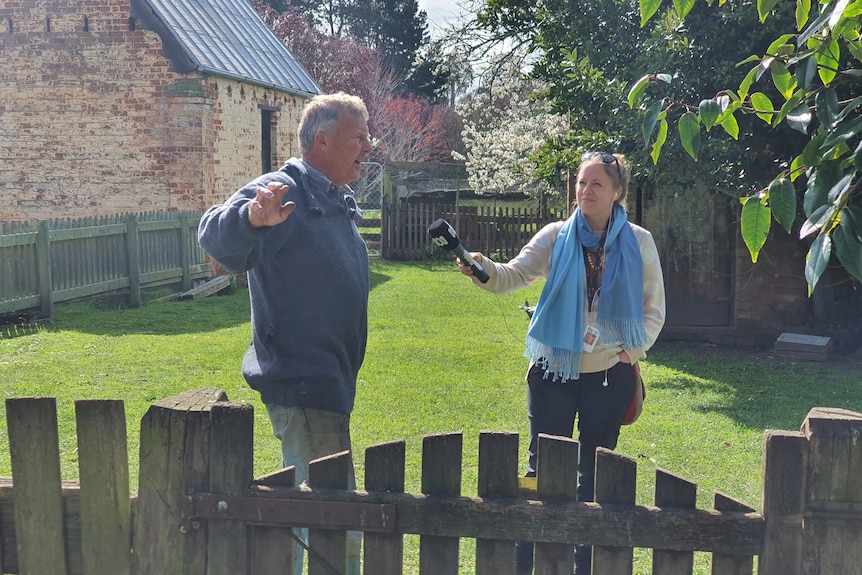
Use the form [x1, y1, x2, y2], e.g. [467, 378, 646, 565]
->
[314, 131, 328, 148]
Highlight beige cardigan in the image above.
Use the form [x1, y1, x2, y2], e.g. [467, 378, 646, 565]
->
[471, 219, 666, 375]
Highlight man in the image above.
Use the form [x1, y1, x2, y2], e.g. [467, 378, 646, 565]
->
[198, 92, 373, 575]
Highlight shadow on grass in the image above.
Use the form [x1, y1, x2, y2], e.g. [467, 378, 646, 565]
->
[646, 340, 862, 433]
[20, 269, 395, 338]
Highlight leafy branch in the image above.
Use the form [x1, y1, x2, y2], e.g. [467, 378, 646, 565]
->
[629, 0, 862, 293]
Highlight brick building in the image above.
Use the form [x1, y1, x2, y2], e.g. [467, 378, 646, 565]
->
[0, 0, 320, 222]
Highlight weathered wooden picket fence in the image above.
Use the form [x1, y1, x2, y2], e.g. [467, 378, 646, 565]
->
[382, 201, 566, 261]
[2, 388, 861, 575]
[0, 212, 211, 321]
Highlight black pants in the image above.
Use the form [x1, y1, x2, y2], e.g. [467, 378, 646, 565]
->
[515, 361, 635, 575]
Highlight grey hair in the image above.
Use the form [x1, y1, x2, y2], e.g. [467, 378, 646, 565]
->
[297, 92, 369, 155]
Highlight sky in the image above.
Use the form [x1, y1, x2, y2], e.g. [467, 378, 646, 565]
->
[418, 0, 465, 37]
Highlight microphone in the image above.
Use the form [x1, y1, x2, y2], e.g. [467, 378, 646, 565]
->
[427, 218, 490, 283]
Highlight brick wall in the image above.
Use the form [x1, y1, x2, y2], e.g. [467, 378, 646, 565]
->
[0, 0, 307, 222]
[206, 78, 305, 207]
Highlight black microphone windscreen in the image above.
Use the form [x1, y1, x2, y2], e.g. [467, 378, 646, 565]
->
[427, 218, 459, 251]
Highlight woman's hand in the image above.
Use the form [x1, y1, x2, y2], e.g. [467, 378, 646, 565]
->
[457, 252, 483, 277]
[617, 350, 632, 364]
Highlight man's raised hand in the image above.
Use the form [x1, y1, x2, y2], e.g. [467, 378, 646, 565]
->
[248, 181, 296, 228]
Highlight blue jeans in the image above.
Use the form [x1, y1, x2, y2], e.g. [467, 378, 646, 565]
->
[515, 361, 635, 574]
[266, 405, 361, 575]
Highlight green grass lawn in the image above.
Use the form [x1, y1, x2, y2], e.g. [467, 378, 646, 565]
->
[2, 259, 861, 573]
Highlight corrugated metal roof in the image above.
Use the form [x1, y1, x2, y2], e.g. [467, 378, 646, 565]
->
[142, 0, 321, 96]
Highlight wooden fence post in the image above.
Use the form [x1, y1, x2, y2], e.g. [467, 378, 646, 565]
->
[180, 212, 192, 291]
[419, 432, 463, 575]
[364, 440, 406, 575]
[248, 467, 297, 574]
[652, 469, 696, 574]
[592, 447, 637, 575]
[206, 401, 255, 575]
[75, 399, 132, 575]
[800, 408, 862, 575]
[132, 387, 227, 575]
[6, 398, 67, 575]
[125, 214, 141, 308]
[308, 450, 353, 575]
[759, 429, 806, 575]
[475, 431, 519, 575]
[36, 221, 53, 319]
[713, 492, 756, 574]
[534, 433, 578, 575]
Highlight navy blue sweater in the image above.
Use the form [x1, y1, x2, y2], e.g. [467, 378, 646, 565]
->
[197, 159, 369, 414]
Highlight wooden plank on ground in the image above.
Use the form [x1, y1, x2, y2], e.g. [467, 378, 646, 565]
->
[176, 274, 231, 300]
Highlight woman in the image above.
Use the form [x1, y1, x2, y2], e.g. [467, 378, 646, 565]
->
[457, 152, 665, 574]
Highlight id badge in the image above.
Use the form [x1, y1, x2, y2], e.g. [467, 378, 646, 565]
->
[583, 325, 600, 352]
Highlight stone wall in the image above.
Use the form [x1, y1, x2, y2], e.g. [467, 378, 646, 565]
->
[0, 0, 306, 222]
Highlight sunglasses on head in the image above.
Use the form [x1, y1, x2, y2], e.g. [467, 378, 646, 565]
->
[582, 152, 622, 188]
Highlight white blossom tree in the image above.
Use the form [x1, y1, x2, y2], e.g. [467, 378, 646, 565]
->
[455, 57, 568, 197]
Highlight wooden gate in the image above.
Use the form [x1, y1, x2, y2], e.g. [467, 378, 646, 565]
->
[2, 388, 862, 575]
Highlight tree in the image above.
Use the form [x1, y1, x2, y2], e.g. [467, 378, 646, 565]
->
[628, 0, 862, 293]
[373, 95, 451, 162]
[455, 55, 568, 197]
[473, 0, 805, 200]
[253, 2, 456, 163]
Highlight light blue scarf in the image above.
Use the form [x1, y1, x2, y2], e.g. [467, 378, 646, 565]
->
[525, 204, 646, 380]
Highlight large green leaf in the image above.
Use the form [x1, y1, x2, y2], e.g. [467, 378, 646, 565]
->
[628, 75, 651, 107]
[642, 100, 664, 145]
[805, 233, 832, 294]
[800, 204, 837, 239]
[771, 61, 797, 100]
[737, 66, 759, 100]
[842, 206, 862, 242]
[816, 38, 840, 84]
[823, 115, 862, 148]
[794, 55, 817, 88]
[741, 196, 772, 262]
[768, 178, 797, 233]
[827, 172, 855, 204]
[805, 162, 843, 216]
[815, 88, 840, 128]
[651, 116, 669, 164]
[750, 92, 775, 125]
[673, 0, 697, 18]
[833, 225, 862, 282]
[758, 0, 782, 22]
[786, 102, 813, 134]
[791, 131, 827, 180]
[776, 91, 805, 124]
[678, 112, 701, 160]
[796, 0, 811, 29]
[720, 111, 740, 139]
[797, 11, 833, 47]
[699, 99, 721, 131]
[640, 0, 662, 26]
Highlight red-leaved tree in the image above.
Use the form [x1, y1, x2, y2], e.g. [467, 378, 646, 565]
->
[253, 2, 454, 163]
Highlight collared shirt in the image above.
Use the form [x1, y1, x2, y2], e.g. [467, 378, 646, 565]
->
[301, 160, 363, 221]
